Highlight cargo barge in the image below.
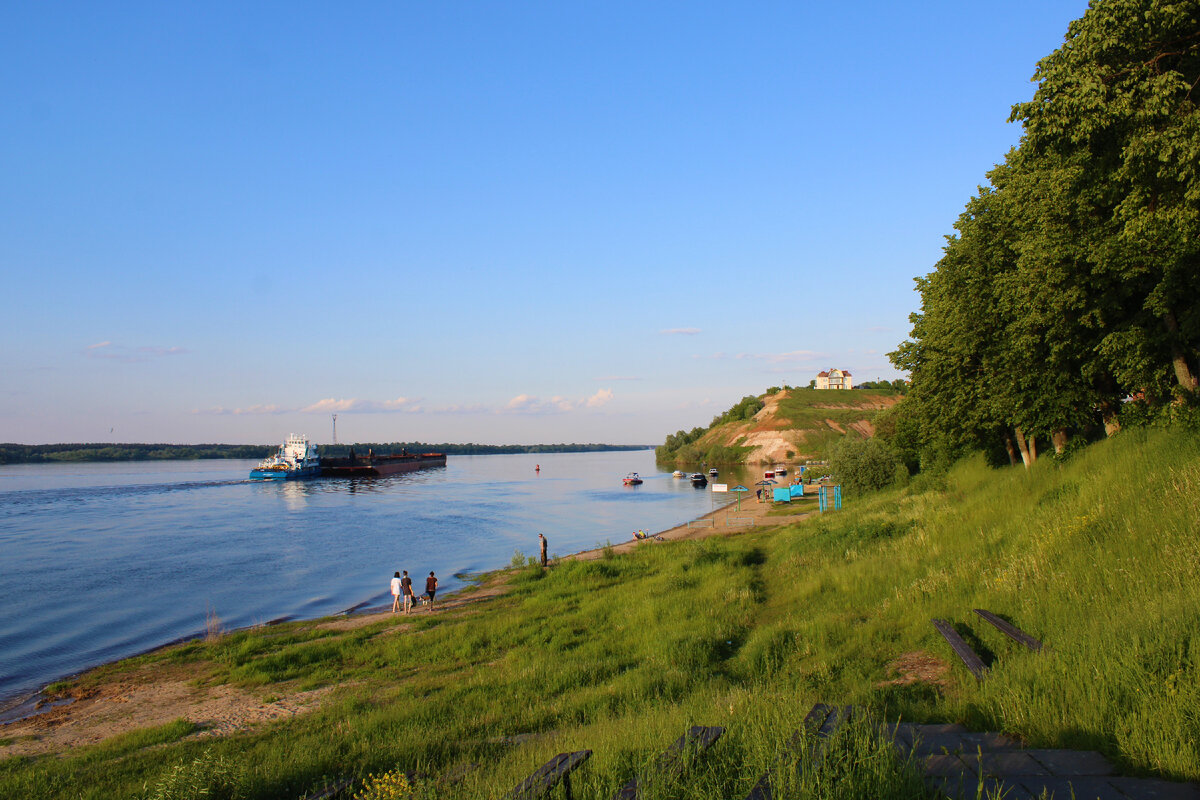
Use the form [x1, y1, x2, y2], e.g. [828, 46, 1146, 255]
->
[320, 448, 446, 478]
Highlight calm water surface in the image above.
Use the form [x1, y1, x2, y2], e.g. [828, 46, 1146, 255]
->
[0, 450, 756, 708]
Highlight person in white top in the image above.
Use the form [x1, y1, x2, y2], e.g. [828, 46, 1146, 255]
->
[390, 571, 402, 613]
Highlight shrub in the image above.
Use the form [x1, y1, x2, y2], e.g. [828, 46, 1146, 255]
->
[143, 749, 243, 800]
[828, 437, 899, 496]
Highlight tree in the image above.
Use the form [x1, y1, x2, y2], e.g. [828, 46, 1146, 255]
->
[1010, 1, 1200, 396]
[828, 437, 899, 496]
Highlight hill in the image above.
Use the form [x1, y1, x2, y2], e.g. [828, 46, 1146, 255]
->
[658, 388, 902, 465]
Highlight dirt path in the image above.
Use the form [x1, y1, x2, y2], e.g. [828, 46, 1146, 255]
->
[0, 498, 813, 758]
[569, 494, 812, 560]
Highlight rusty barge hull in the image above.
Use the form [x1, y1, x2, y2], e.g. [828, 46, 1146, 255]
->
[320, 453, 446, 477]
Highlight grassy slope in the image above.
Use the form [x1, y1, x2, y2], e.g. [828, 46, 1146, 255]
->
[3, 428, 1199, 798]
[696, 389, 900, 460]
[768, 389, 899, 431]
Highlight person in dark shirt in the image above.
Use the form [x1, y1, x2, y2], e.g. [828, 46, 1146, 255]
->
[538, 533, 548, 567]
[425, 571, 438, 610]
[400, 570, 414, 615]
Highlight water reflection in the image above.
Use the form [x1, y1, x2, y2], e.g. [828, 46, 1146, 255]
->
[279, 480, 310, 509]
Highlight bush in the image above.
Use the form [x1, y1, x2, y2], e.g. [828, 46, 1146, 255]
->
[828, 437, 899, 496]
[143, 749, 244, 800]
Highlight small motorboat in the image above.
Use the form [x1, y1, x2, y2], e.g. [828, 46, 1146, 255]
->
[672, 470, 685, 478]
[708, 468, 719, 477]
[690, 473, 708, 486]
[775, 466, 787, 476]
[623, 472, 644, 485]
[764, 470, 776, 479]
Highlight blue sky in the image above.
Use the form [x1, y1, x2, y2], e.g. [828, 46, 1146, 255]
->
[2, 1, 1089, 445]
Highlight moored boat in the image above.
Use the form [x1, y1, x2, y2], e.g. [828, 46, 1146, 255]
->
[672, 470, 685, 478]
[708, 468, 719, 477]
[250, 434, 321, 480]
[691, 472, 708, 486]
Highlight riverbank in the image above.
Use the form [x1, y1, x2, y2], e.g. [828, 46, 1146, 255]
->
[0, 450, 720, 712]
[0, 492, 812, 756]
[5, 428, 1199, 799]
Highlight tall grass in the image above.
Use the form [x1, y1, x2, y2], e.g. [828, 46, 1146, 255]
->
[2, 428, 1198, 797]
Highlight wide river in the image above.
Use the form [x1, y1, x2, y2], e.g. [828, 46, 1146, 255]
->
[0, 450, 763, 711]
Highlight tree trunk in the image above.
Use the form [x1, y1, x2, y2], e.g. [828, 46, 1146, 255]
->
[1163, 310, 1199, 392]
[1102, 406, 1121, 436]
[1014, 427, 1033, 468]
[1029, 434, 1038, 462]
[1004, 435, 1019, 467]
[1051, 429, 1068, 455]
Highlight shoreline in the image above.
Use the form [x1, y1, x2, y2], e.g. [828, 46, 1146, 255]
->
[0, 492, 814, 738]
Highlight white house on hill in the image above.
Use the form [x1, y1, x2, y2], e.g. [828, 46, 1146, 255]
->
[816, 368, 852, 390]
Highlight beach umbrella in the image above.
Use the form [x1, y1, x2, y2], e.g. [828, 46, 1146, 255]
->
[731, 484, 749, 511]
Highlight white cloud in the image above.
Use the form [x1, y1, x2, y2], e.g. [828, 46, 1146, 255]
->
[301, 397, 422, 414]
[503, 390, 614, 415]
[586, 389, 614, 408]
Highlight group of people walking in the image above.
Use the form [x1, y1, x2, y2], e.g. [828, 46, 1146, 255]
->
[390, 569, 438, 614]
[390, 534, 547, 615]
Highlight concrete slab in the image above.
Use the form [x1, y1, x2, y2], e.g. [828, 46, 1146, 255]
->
[1017, 777, 1128, 800]
[1106, 778, 1200, 800]
[976, 751, 1054, 777]
[980, 777, 1042, 800]
[1026, 750, 1116, 777]
[926, 773, 986, 799]
[923, 753, 978, 778]
[958, 731, 1024, 751]
[912, 733, 990, 756]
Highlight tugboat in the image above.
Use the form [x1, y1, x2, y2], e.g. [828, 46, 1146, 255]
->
[250, 434, 321, 480]
[623, 472, 644, 485]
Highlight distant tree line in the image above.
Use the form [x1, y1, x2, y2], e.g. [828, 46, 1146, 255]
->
[853, 380, 907, 392]
[0, 442, 651, 464]
[884, 0, 1200, 472]
[0, 444, 274, 464]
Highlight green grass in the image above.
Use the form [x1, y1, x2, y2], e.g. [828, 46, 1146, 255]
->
[3, 427, 1199, 798]
[769, 389, 895, 432]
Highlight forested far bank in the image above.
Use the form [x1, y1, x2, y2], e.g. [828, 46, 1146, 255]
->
[0, 442, 651, 465]
[886, 0, 1200, 471]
